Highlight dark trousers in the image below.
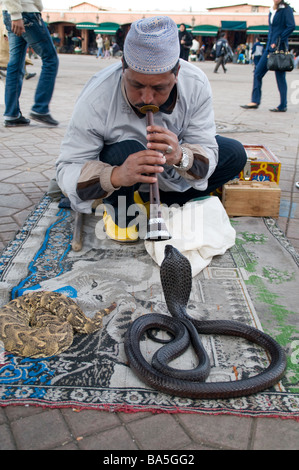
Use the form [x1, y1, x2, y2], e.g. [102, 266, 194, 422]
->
[100, 135, 247, 226]
[251, 50, 287, 110]
[214, 55, 227, 73]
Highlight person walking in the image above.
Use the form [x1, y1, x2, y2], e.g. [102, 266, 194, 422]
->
[96, 34, 103, 58]
[103, 36, 111, 58]
[1, 0, 59, 127]
[213, 33, 229, 73]
[251, 37, 264, 69]
[241, 0, 295, 112]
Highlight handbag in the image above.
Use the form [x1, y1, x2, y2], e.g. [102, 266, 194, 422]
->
[267, 38, 294, 72]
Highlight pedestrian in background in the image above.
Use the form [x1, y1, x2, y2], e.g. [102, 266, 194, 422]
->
[104, 36, 111, 58]
[241, 0, 295, 112]
[1, 0, 59, 127]
[96, 34, 103, 58]
[213, 32, 229, 73]
[178, 23, 193, 61]
[251, 37, 264, 69]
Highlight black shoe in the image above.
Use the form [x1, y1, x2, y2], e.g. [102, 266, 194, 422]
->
[4, 114, 30, 127]
[29, 112, 59, 126]
[269, 107, 287, 112]
[25, 72, 36, 80]
[240, 104, 259, 109]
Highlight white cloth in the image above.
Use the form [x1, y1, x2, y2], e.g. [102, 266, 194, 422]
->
[269, 7, 277, 24]
[144, 197, 236, 277]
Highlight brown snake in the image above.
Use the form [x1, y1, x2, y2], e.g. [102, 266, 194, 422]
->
[125, 245, 287, 399]
[0, 291, 116, 358]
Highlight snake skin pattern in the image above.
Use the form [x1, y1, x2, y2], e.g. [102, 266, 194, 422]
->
[125, 245, 287, 399]
[0, 291, 116, 358]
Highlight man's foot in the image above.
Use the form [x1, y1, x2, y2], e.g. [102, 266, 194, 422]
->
[240, 103, 259, 109]
[103, 212, 139, 243]
[25, 72, 36, 80]
[29, 112, 59, 126]
[134, 191, 150, 218]
[4, 114, 30, 127]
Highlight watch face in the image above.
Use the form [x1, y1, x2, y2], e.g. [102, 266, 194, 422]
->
[181, 149, 189, 168]
[173, 148, 189, 169]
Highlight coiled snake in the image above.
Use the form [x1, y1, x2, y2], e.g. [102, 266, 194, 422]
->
[0, 291, 116, 358]
[125, 245, 287, 399]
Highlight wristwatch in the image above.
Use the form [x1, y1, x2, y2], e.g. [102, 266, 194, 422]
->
[173, 147, 189, 170]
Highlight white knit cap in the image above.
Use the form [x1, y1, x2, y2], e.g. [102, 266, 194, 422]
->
[124, 16, 180, 74]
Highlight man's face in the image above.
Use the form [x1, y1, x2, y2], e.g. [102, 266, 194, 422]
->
[122, 67, 179, 111]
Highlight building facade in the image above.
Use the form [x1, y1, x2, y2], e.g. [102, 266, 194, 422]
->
[43, 2, 299, 55]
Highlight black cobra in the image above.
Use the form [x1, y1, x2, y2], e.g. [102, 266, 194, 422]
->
[125, 245, 287, 399]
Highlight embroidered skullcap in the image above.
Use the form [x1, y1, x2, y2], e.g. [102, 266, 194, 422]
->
[124, 16, 180, 74]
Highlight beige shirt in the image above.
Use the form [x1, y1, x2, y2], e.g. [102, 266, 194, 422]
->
[1, 0, 43, 21]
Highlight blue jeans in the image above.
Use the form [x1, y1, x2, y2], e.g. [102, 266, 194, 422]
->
[96, 47, 103, 58]
[251, 49, 287, 110]
[2, 11, 59, 118]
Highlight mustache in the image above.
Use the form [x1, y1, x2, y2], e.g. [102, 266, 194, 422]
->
[135, 102, 155, 109]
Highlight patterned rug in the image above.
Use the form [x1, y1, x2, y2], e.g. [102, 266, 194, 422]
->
[0, 195, 298, 420]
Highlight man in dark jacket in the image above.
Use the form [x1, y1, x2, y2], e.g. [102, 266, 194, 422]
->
[213, 33, 229, 73]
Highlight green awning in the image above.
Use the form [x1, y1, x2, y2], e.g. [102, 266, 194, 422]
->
[221, 21, 247, 31]
[76, 22, 99, 30]
[192, 25, 219, 37]
[247, 25, 269, 34]
[290, 26, 299, 35]
[94, 22, 120, 34]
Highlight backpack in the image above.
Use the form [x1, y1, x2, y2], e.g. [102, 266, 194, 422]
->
[215, 39, 228, 57]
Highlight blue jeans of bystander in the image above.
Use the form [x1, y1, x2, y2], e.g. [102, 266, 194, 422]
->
[2, 11, 59, 119]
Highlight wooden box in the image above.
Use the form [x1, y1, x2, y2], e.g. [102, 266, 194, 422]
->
[222, 181, 281, 218]
[240, 145, 281, 183]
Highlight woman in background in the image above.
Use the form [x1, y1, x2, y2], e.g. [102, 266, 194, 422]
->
[241, 0, 295, 112]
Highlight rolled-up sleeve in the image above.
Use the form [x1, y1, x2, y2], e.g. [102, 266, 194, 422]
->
[56, 94, 109, 213]
[178, 71, 218, 190]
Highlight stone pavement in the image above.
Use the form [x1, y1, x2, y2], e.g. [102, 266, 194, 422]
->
[0, 55, 298, 450]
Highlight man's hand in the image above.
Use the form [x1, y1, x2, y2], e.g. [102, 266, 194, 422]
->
[110, 149, 166, 188]
[11, 19, 26, 36]
[146, 124, 182, 166]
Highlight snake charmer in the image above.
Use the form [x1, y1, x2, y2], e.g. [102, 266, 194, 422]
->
[56, 16, 247, 243]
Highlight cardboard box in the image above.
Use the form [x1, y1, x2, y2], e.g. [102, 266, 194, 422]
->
[222, 181, 281, 218]
[240, 145, 281, 183]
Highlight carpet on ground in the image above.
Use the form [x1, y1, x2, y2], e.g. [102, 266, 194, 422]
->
[0, 195, 298, 420]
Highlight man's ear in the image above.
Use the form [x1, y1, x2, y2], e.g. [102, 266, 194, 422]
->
[174, 64, 181, 81]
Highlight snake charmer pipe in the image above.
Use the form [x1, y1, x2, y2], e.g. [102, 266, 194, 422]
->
[139, 105, 171, 241]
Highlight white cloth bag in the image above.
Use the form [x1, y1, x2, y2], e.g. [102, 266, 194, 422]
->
[144, 197, 236, 277]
